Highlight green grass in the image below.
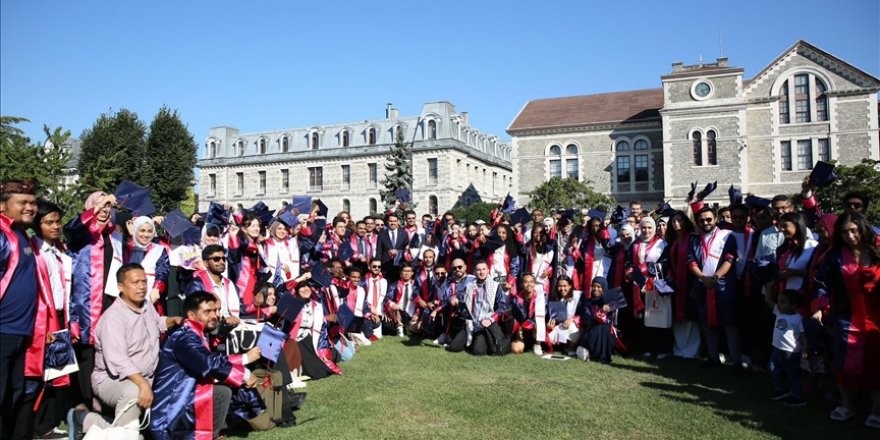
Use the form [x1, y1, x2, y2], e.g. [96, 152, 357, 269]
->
[237, 337, 877, 439]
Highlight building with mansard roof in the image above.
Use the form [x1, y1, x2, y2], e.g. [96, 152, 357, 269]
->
[508, 40, 880, 207]
[197, 101, 513, 218]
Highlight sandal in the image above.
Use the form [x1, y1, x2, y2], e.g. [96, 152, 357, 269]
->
[866, 415, 880, 429]
[830, 406, 853, 422]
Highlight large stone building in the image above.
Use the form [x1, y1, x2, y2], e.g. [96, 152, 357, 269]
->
[197, 102, 513, 218]
[508, 40, 880, 207]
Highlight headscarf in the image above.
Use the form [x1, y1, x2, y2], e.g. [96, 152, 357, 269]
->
[815, 214, 838, 245]
[591, 276, 608, 293]
[619, 224, 635, 249]
[658, 217, 669, 225]
[132, 216, 155, 249]
[83, 191, 106, 211]
[639, 217, 656, 241]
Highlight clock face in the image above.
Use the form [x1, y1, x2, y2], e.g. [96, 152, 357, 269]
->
[695, 82, 711, 98]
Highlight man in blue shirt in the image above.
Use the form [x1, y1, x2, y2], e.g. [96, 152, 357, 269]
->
[0, 179, 39, 439]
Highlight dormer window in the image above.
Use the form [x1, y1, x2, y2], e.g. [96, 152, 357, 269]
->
[368, 128, 377, 145]
[281, 136, 289, 153]
[311, 132, 319, 150]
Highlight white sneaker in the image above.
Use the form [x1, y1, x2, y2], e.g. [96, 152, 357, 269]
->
[286, 379, 307, 390]
[718, 353, 727, 364]
[350, 333, 372, 346]
[396, 326, 404, 337]
[432, 334, 448, 346]
[576, 346, 589, 361]
[533, 345, 544, 356]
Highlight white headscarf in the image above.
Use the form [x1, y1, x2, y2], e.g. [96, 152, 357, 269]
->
[619, 224, 635, 249]
[132, 216, 155, 249]
[639, 217, 656, 241]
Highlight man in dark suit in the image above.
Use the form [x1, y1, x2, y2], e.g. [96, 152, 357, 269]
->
[375, 213, 408, 281]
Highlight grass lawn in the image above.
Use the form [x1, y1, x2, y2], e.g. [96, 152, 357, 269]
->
[237, 337, 877, 439]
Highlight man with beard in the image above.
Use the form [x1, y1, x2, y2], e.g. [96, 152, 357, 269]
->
[150, 291, 260, 439]
[446, 261, 508, 355]
[0, 179, 40, 439]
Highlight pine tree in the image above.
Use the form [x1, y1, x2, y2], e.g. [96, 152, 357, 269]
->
[78, 108, 147, 192]
[143, 106, 198, 213]
[380, 127, 414, 212]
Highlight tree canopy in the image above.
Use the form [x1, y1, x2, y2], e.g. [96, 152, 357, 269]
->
[524, 177, 615, 214]
[143, 106, 199, 213]
[814, 159, 880, 224]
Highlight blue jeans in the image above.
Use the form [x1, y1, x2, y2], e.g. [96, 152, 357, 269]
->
[769, 347, 803, 399]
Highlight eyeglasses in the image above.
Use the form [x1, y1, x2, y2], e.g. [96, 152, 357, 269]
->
[453, 265, 465, 270]
[698, 218, 714, 223]
[434, 272, 447, 276]
[207, 256, 227, 262]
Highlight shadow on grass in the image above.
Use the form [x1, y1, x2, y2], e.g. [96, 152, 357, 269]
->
[610, 359, 876, 439]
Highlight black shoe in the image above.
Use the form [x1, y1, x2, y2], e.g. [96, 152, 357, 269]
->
[783, 396, 806, 407]
[770, 390, 790, 401]
[34, 427, 68, 439]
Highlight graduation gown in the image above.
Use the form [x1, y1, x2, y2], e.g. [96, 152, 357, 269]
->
[150, 320, 250, 440]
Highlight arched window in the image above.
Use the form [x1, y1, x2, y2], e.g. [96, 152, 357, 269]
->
[258, 138, 266, 155]
[207, 141, 216, 158]
[236, 140, 244, 157]
[692, 131, 703, 166]
[368, 128, 377, 145]
[614, 138, 652, 193]
[549, 145, 562, 155]
[706, 130, 717, 165]
[778, 73, 829, 124]
[369, 198, 377, 214]
[428, 120, 437, 139]
[342, 199, 350, 213]
[548, 144, 562, 178]
[311, 132, 319, 150]
[342, 130, 350, 147]
[281, 136, 289, 153]
[429, 195, 438, 216]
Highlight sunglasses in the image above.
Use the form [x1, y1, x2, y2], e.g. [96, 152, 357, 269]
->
[434, 272, 447, 276]
[453, 265, 465, 270]
[207, 256, 227, 262]
[698, 218, 715, 223]
[370, 265, 382, 269]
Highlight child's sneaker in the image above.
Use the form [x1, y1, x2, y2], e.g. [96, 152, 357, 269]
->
[770, 390, 790, 401]
[782, 396, 806, 407]
[576, 346, 590, 361]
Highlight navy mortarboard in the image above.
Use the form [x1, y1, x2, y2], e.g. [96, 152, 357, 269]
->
[309, 264, 333, 288]
[696, 181, 718, 200]
[113, 180, 156, 217]
[728, 185, 743, 205]
[501, 193, 516, 214]
[207, 202, 231, 226]
[249, 201, 274, 226]
[315, 199, 329, 218]
[587, 209, 606, 223]
[809, 161, 838, 188]
[510, 208, 530, 226]
[745, 195, 772, 210]
[290, 195, 312, 215]
[163, 209, 195, 239]
[395, 188, 412, 204]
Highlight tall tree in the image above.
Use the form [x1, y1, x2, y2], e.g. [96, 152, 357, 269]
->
[78, 108, 147, 192]
[813, 159, 880, 224]
[143, 106, 198, 213]
[525, 177, 615, 213]
[380, 127, 414, 211]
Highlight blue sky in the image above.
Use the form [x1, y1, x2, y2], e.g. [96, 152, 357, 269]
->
[2, 0, 878, 151]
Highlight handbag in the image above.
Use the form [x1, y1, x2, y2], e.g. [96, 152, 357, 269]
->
[644, 266, 673, 329]
[334, 334, 356, 362]
[83, 400, 149, 440]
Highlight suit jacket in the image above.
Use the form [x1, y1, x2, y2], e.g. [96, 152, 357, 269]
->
[375, 227, 408, 263]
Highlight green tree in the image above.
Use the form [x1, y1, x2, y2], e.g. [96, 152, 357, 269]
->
[448, 202, 495, 225]
[814, 159, 880, 224]
[524, 177, 615, 213]
[78, 108, 147, 192]
[143, 106, 198, 213]
[380, 127, 413, 211]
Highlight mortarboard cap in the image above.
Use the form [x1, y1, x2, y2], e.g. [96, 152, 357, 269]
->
[315, 199, 329, 218]
[290, 196, 312, 216]
[728, 185, 743, 205]
[113, 180, 156, 217]
[182, 227, 202, 245]
[482, 231, 505, 253]
[501, 193, 516, 214]
[657, 202, 677, 218]
[745, 195, 772, 210]
[207, 202, 231, 226]
[394, 188, 412, 204]
[687, 181, 698, 201]
[558, 209, 576, 220]
[309, 264, 333, 288]
[809, 161, 838, 188]
[275, 292, 306, 324]
[696, 181, 718, 201]
[249, 201, 274, 226]
[587, 209, 606, 222]
[548, 301, 568, 322]
[163, 209, 195, 240]
[510, 208, 530, 226]
[337, 304, 356, 330]
[338, 242, 354, 262]
[256, 324, 285, 362]
[277, 206, 301, 227]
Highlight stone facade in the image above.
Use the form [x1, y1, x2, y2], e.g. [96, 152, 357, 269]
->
[197, 102, 513, 219]
[509, 41, 880, 208]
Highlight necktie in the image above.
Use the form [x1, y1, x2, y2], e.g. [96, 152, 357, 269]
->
[359, 238, 365, 256]
[391, 230, 396, 246]
[404, 282, 411, 309]
[372, 279, 380, 311]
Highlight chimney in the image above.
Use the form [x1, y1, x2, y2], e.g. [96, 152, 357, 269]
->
[671, 61, 684, 72]
[385, 103, 393, 119]
[390, 107, 399, 120]
[461, 112, 468, 125]
[716, 56, 728, 67]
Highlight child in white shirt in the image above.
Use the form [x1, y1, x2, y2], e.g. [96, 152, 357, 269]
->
[769, 289, 807, 407]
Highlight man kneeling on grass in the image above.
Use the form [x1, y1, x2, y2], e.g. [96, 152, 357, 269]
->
[150, 291, 260, 440]
[446, 261, 508, 355]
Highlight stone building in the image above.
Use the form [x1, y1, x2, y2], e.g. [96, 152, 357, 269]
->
[197, 102, 513, 218]
[508, 40, 880, 207]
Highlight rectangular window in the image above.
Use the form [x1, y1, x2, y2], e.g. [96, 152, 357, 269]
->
[235, 172, 244, 196]
[258, 171, 266, 195]
[797, 140, 813, 170]
[634, 154, 649, 191]
[818, 138, 830, 162]
[566, 159, 579, 180]
[549, 159, 562, 178]
[309, 167, 323, 191]
[341, 165, 351, 190]
[281, 169, 289, 193]
[780, 141, 792, 171]
[795, 74, 810, 123]
[779, 83, 790, 124]
[428, 158, 438, 185]
[209, 174, 216, 197]
[492, 171, 497, 195]
[368, 163, 377, 188]
[795, 99, 811, 123]
[616, 156, 631, 191]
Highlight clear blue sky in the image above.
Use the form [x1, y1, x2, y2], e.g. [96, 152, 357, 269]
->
[2, 0, 878, 151]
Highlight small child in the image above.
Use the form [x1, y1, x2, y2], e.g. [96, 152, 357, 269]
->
[769, 289, 808, 407]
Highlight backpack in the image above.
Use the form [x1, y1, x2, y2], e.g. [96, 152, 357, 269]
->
[484, 323, 511, 356]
